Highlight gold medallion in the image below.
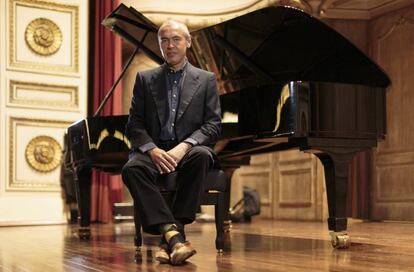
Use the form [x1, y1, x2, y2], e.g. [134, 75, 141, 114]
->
[25, 135, 62, 172]
[25, 18, 63, 56]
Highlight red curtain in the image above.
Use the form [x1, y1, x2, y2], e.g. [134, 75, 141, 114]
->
[89, 0, 123, 222]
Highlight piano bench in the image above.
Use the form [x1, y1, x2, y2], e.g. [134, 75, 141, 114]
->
[133, 168, 231, 253]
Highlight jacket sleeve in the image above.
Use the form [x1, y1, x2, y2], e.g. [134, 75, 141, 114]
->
[188, 73, 222, 146]
[125, 73, 156, 151]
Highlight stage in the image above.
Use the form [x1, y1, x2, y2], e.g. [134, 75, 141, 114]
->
[0, 218, 413, 271]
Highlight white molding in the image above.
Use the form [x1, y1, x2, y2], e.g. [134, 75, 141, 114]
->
[1, 0, 6, 194]
[122, 0, 414, 23]
[121, 0, 309, 28]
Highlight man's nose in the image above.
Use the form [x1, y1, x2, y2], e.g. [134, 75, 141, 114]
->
[167, 40, 175, 47]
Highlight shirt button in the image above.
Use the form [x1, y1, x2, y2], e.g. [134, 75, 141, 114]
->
[172, 123, 175, 127]
[172, 109, 175, 112]
[174, 80, 177, 84]
[173, 94, 176, 98]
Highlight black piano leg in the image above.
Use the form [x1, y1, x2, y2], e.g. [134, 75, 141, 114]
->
[73, 166, 92, 239]
[316, 152, 352, 249]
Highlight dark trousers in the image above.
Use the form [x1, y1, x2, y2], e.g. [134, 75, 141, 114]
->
[121, 145, 214, 234]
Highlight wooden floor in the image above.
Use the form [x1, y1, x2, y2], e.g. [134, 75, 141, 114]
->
[1, 218, 414, 271]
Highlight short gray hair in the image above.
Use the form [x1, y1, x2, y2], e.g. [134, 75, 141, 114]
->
[157, 19, 191, 39]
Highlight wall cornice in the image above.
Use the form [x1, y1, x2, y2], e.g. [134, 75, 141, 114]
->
[121, 0, 414, 26]
[121, 0, 310, 29]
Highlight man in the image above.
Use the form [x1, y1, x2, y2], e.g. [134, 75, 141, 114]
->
[121, 19, 221, 265]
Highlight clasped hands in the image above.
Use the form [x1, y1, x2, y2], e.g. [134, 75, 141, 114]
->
[148, 142, 192, 174]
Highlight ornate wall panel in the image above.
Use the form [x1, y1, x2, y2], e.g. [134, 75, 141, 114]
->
[231, 150, 327, 221]
[278, 168, 312, 207]
[231, 154, 274, 217]
[370, 5, 414, 220]
[7, 79, 79, 111]
[8, 0, 79, 74]
[272, 150, 326, 221]
[7, 116, 71, 191]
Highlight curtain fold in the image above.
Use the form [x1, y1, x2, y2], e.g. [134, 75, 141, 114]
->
[89, 0, 123, 223]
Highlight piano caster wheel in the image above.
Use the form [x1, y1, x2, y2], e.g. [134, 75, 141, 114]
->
[330, 232, 350, 249]
[78, 227, 91, 240]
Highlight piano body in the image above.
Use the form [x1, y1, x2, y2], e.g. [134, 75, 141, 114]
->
[66, 4, 390, 248]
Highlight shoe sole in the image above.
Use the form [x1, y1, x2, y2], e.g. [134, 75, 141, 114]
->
[155, 255, 170, 264]
[155, 247, 170, 264]
[170, 249, 197, 265]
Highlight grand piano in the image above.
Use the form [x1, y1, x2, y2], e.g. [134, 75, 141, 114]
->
[66, 4, 390, 249]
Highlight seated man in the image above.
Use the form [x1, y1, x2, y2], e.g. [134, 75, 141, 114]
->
[121, 19, 221, 265]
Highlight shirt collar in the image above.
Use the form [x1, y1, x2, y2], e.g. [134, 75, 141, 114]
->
[167, 58, 188, 75]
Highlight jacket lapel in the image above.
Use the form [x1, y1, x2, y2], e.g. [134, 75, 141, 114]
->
[176, 64, 200, 121]
[149, 64, 168, 125]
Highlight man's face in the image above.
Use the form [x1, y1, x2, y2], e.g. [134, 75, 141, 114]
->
[159, 25, 190, 67]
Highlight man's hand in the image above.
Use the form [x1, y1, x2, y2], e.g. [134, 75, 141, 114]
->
[148, 147, 177, 174]
[167, 142, 192, 164]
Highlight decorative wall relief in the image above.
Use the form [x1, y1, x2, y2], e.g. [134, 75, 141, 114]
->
[25, 17, 62, 56]
[8, 0, 79, 74]
[8, 116, 72, 191]
[25, 135, 62, 173]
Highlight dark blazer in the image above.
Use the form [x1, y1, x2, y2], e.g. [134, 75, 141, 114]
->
[126, 62, 221, 151]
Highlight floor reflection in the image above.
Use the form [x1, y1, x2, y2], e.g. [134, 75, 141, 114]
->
[2, 220, 414, 271]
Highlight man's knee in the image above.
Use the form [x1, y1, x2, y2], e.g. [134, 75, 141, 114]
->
[121, 164, 134, 185]
[188, 146, 214, 163]
[121, 163, 130, 175]
[122, 157, 159, 187]
[121, 160, 145, 183]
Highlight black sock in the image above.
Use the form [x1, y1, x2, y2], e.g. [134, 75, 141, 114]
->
[159, 223, 185, 250]
[159, 236, 167, 246]
[167, 233, 185, 251]
[175, 221, 186, 241]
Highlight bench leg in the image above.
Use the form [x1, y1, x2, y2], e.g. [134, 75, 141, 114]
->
[215, 192, 226, 252]
[223, 176, 232, 232]
[133, 203, 142, 250]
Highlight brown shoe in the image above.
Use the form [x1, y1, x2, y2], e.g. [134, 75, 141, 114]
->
[169, 241, 197, 265]
[155, 244, 170, 264]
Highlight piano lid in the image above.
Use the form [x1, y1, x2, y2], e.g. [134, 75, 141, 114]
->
[102, 3, 164, 65]
[188, 6, 391, 92]
[104, 4, 390, 94]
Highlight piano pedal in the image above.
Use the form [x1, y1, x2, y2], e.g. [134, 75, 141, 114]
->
[329, 231, 350, 249]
